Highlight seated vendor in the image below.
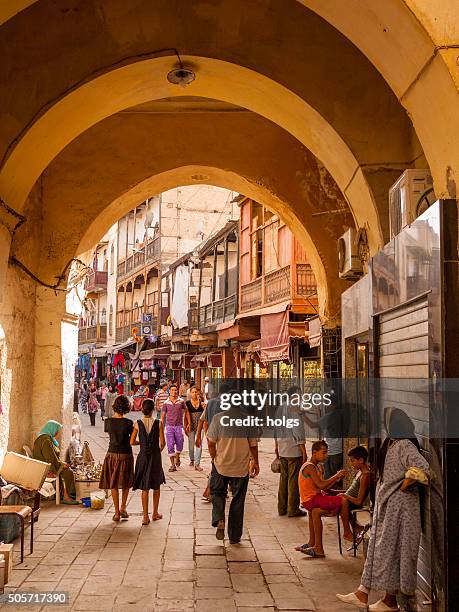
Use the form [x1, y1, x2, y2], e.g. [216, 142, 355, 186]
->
[33, 420, 79, 504]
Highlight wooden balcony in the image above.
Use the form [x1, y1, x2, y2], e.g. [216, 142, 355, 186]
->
[240, 278, 262, 312]
[296, 263, 316, 297]
[117, 236, 160, 280]
[240, 264, 317, 313]
[84, 271, 108, 293]
[265, 266, 290, 304]
[78, 324, 107, 344]
[115, 306, 158, 343]
[199, 294, 237, 330]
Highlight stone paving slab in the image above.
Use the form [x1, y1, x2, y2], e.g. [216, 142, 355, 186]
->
[0, 414, 368, 611]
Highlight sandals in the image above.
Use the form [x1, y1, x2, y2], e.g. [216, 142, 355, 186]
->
[176, 456, 181, 467]
[294, 543, 311, 552]
[112, 514, 121, 522]
[195, 465, 203, 472]
[153, 513, 163, 521]
[336, 593, 368, 609]
[302, 548, 325, 558]
[142, 518, 150, 526]
[169, 466, 177, 472]
[120, 510, 129, 519]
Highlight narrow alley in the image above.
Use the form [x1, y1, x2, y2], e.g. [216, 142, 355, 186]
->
[2, 414, 363, 612]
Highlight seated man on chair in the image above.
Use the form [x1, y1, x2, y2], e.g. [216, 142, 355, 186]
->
[338, 445, 370, 544]
[295, 440, 347, 558]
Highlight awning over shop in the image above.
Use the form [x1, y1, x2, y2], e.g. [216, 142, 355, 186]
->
[208, 352, 222, 368]
[236, 300, 290, 320]
[93, 347, 109, 357]
[190, 353, 208, 368]
[113, 339, 138, 354]
[140, 346, 171, 360]
[168, 353, 185, 369]
[260, 310, 290, 363]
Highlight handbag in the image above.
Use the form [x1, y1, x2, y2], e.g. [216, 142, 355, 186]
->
[270, 457, 281, 473]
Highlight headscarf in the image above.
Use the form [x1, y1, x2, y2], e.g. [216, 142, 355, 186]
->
[38, 420, 62, 447]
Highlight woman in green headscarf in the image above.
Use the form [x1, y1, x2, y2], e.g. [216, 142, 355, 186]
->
[33, 420, 79, 504]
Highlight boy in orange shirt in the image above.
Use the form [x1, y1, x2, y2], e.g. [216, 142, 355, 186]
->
[295, 440, 346, 558]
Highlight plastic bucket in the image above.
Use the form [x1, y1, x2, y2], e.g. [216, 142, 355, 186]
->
[81, 497, 91, 508]
[90, 490, 105, 510]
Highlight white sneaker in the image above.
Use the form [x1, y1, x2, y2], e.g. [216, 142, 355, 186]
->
[368, 600, 399, 612]
[336, 592, 368, 609]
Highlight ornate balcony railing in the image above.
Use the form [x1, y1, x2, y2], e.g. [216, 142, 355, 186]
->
[240, 278, 262, 312]
[265, 265, 290, 304]
[296, 263, 316, 297]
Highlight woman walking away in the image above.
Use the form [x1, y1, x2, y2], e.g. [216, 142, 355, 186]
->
[336, 408, 429, 612]
[33, 420, 79, 504]
[99, 395, 134, 521]
[88, 382, 99, 426]
[185, 386, 205, 471]
[130, 399, 166, 525]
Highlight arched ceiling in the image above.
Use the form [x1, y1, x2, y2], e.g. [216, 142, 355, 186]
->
[25, 110, 354, 318]
[0, 0, 456, 201]
[0, 0, 426, 255]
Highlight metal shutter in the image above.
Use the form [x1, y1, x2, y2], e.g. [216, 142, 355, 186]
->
[376, 295, 431, 601]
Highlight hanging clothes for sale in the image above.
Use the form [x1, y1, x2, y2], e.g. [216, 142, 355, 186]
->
[113, 353, 125, 368]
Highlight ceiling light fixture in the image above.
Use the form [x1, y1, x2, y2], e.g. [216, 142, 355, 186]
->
[167, 53, 196, 88]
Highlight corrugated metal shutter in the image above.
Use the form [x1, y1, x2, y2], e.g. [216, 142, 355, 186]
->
[377, 295, 431, 601]
[378, 296, 429, 378]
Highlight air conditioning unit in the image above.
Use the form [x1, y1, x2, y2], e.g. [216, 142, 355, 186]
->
[389, 169, 434, 239]
[337, 228, 363, 280]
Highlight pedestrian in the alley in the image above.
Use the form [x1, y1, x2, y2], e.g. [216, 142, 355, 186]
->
[179, 378, 190, 401]
[195, 382, 229, 502]
[33, 420, 79, 504]
[161, 383, 186, 472]
[155, 380, 169, 420]
[88, 382, 100, 426]
[130, 398, 166, 525]
[184, 386, 204, 471]
[99, 395, 134, 521]
[337, 408, 429, 612]
[104, 384, 117, 419]
[73, 382, 79, 413]
[275, 386, 308, 518]
[78, 380, 89, 413]
[98, 380, 108, 420]
[207, 396, 259, 544]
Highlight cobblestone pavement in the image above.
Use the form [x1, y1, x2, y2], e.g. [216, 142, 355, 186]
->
[2, 414, 366, 611]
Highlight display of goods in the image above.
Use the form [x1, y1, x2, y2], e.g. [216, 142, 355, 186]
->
[73, 462, 103, 481]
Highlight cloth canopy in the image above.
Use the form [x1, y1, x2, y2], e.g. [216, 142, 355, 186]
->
[260, 310, 290, 363]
